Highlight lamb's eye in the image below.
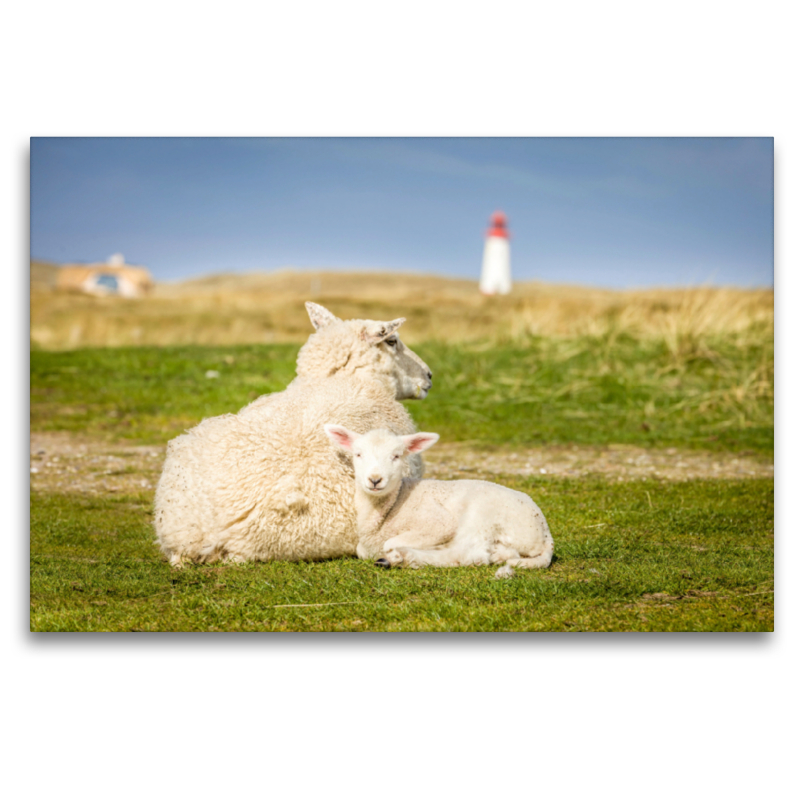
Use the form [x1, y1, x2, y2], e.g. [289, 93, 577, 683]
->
[392, 454, 400, 460]
[354, 453, 362, 459]
[385, 338, 398, 347]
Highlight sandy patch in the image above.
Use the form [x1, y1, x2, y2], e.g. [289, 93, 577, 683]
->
[30, 432, 165, 495]
[424, 442, 773, 482]
[30, 431, 773, 497]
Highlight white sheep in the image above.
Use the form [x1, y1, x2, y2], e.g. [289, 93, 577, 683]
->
[324, 425, 554, 578]
[154, 303, 433, 566]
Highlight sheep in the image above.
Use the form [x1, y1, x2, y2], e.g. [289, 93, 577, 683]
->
[324, 425, 554, 578]
[154, 302, 433, 566]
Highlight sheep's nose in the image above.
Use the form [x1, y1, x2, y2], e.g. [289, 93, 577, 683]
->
[369, 476, 382, 487]
[426, 371, 432, 381]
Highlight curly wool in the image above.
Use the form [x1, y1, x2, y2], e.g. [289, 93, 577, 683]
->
[325, 427, 554, 578]
[154, 310, 431, 565]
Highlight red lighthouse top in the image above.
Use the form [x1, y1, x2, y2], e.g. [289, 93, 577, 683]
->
[486, 211, 509, 239]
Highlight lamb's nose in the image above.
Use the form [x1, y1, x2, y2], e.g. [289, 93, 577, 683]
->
[369, 476, 382, 487]
[426, 371, 432, 381]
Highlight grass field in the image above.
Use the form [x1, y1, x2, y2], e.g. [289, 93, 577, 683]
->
[30, 336, 772, 453]
[30, 478, 773, 632]
[29, 270, 774, 631]
[31, 263, 773, 348]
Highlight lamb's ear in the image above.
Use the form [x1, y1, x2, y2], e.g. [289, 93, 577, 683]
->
[306, 302, 340, 331]
[362, 317, 406, 345]
[324, 424, 358, 451]
[402, 432, 439, 454]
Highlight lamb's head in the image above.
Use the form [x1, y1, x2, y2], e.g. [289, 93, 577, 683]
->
[296, 302, 433, 400]
[324, 425, 439, 497]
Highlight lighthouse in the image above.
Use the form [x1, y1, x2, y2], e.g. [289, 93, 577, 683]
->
[479, 211, 512, 295]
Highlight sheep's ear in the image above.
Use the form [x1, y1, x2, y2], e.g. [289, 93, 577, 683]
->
[402, 432, 439, 454]
[306, 302, 340, 331]
[324, 424, 358, 451]
[362, 317, 406, 345]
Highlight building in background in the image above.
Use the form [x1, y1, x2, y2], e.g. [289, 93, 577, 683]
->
[479, 211, 512, 295]
[56, 254, 154, 298]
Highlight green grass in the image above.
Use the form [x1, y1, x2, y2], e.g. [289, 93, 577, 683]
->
[30, 334, 772, 452]
[411, 336, 772, 453]
[30, 477, 773, 632]
[29, 337, 773, 631]
[30, 344, 299, 442]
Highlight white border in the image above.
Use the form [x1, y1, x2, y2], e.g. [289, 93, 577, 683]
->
[6, 3, 794, 797]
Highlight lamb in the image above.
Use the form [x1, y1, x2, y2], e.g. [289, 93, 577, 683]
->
[154, 302, 433, 566]
[324, 425, 554, 578]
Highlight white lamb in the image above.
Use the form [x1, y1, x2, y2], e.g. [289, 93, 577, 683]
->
[324, 425, 554, 578]
[154, 302, 433, 566]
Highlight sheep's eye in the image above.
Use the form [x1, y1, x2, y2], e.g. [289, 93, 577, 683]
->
[392, 454, 400, 460]
[385, 337, 398, 347]
[354, 453, 362, 459]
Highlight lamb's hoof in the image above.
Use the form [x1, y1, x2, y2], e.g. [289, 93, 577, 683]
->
[374, 558, 392, 569]
[494, 565, 516, 579]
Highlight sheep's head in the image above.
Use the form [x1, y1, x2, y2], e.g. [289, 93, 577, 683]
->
[297, 302, 433, 400]
[324, 425, 439, 496]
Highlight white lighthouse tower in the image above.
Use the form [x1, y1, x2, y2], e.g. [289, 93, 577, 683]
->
[479, 211, 512, 295]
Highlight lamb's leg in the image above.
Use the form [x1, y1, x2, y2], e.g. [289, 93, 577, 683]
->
[505, 554, 553, 569]
[375, 529, 457, 568]
[382, 528, 454, 551]
[383, 541, 490, 569]
[388, 546, 458, 568]
[501, 532, 554, 570]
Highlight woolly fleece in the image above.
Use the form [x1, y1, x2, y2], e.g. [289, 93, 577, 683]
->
[154, 305, 432, 565]
[326, 427, 555, 575]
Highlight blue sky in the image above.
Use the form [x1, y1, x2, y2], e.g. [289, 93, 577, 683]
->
[30, 137, 773, 288]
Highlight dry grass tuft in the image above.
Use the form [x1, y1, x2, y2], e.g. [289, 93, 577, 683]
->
[511, 284, 773, 350]
[30, 266, 772, 351]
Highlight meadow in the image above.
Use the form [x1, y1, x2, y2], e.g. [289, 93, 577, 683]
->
[29, 268, 774, 631]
